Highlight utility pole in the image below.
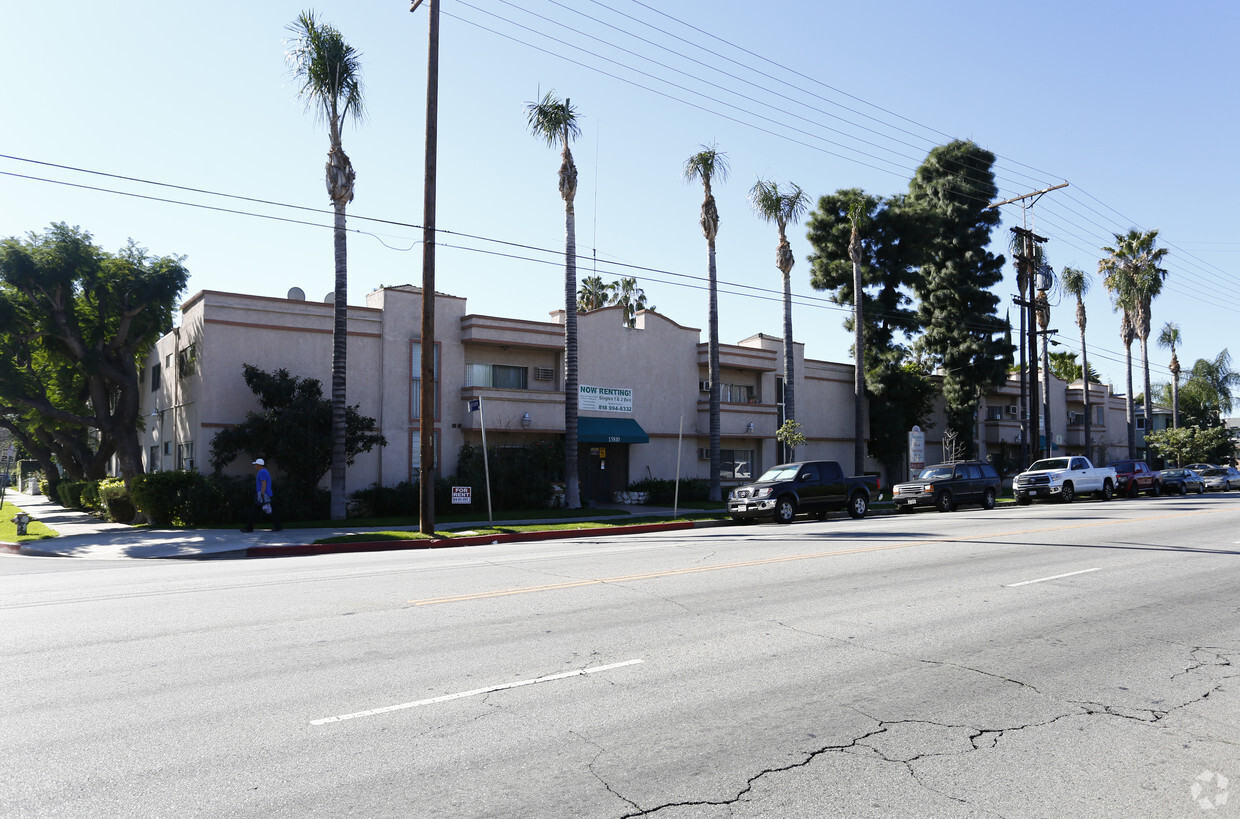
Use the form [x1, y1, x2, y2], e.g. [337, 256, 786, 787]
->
[412, 0, 439, 536]
[988, 182, 1068, 466]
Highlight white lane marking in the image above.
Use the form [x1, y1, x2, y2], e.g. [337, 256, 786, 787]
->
[1005, 567, 1102, 588]
[311, 659, 644, 726]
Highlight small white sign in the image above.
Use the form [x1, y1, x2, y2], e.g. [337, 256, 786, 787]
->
[451, 486, 472, 505]
[579, 384, 633, 413]
[908, 425, 926, 479]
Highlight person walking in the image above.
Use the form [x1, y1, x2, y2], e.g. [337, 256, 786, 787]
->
[242, 458, 283, 532]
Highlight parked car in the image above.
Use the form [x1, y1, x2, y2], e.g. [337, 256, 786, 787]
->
[1107, 459, 1160, 497]
[1013, 456, 1117, 504]
[1185, 463, 1216, 472]
[728, 460, 882, 524]
[1157, 468, 1205, 495]
[1200, 467, 1239, 491]
[892, 461, 1002, 512]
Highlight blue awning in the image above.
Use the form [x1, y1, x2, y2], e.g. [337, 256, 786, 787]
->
[577, 416, 649, 444]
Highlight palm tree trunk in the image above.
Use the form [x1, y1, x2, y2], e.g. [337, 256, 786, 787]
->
[563, 198, 580, 509]
[1140, 334, 1153, 443]
[707, 237, 721, 502]
[330, 201, 348, 520]
[852, 255, 865, 476]
[782, 270, 795, 458]
[1124, 342, 1136, 458]
[1080, 328, 1092, 463]
[1171, 378, 1179, 430]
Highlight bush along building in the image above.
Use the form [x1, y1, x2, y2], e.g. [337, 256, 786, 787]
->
[139, 285, 1159, 504]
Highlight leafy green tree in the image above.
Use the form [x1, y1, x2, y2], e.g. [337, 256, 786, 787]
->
[0, 223, 188, 485]
[1158, 321, 1182, 428]
[1175, 350, 1240, 428]
[1145, 425, 1237, 467]
[1048, 351, 1101, 385]
[209, 365, 386, 506]
[526, 91, 582, 509]
[907, 141, 1013, 455]
[286, 10, 365, 521]
[750, 178, 809, 454]
[683, 144, 728, 501]
[807, 188, 928, 478]
[607, 277, 654, 328]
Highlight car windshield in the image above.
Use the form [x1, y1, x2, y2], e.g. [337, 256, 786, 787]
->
[1028, 459, 1070, 471]
[757, 464, 801, 483]
[917, 467, 954, 480]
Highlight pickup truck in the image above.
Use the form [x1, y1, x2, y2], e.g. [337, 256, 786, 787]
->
[1106, 459, 1160, 497]
[1013, 456, 1116, 504]
[728, 460, 882, 524]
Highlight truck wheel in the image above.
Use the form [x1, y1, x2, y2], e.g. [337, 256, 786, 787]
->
[981, 488, 996, 510]
[935, 490, 954, 513]
[1098, 481, 1113, 501]
[1060, 482, 1075, 503]
[847, 492, 868, 519]
[1127, 481, 1139, 499]
[774, 496, 797, 524]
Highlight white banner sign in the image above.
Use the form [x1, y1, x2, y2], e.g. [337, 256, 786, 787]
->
[579, 385, 633, 413]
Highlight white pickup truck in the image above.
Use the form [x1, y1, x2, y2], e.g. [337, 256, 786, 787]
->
[1012, 456, 1117, 504]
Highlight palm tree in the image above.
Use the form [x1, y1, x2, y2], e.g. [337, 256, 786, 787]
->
[286, 10, 364, 521]
[577, 275, 609, 312]
[1158, 321, 1182, 428]
[847, 198, 866, 476]
[750, 179, 809, 459]
[683, 144, 728, 501]
[1059, 266, 1093, 460]
[608, 277, 653, 328]
[1100, 229, 1168, 458]
[526, 92, 582, 508]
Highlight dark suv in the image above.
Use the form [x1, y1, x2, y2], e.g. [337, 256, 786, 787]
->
[892, 461, 1002, 512]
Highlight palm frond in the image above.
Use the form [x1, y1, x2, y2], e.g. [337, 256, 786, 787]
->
[683, 143, 729, 185]
[525, 92, 580, 148]
[285, 10, 365, 128]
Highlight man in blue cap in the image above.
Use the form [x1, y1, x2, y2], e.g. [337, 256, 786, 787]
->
[242, 458, 283, 532]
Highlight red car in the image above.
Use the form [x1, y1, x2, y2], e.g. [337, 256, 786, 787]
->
[1108, 460, 1160, 497]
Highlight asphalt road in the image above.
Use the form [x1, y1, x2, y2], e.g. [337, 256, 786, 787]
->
[4, 493, 1239, 817]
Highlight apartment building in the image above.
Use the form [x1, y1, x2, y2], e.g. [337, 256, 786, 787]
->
[140, 285, 1157, 498]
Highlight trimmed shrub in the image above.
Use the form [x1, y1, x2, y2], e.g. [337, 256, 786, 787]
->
[79, 481, 102, 512]
[349, 478, 455, 519]
[454, 441, 559, 511]
[56, 480, 86, 510]
[98, 479, 136, 523]
[627, 477, 710, 505]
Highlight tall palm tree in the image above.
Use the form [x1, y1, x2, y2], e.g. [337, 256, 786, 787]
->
[286, 10, 364, 521]
[847, 198, 866, 476]
[683, 144, 728, 501]
[577, 275, 609, 312]
[526, 92, 582, 508]
[1059, 266, 1093, 460]
[608, 277, 653, 328]
[750, 179, 809, 459]
[1158, 321, 1182, 429]
[1101, 229, 1168, 458]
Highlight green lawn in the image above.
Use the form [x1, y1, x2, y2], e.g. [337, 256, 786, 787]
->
[314, 511, 729, 544]
[0, 500, 59, 542]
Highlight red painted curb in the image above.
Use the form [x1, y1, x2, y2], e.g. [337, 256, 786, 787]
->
[0, 541, 21, 555]
[246, 519, 703, 558]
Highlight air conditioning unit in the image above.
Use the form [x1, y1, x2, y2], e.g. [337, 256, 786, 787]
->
[1006, 405, 1018, 417]
[534, 367, 554, 381]
[699, 380, 711, 392]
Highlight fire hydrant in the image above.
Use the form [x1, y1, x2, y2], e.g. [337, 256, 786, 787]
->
[11, 512, 31, 536]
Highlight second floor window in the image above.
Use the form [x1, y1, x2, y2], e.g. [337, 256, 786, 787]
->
[720, 382, 756, 403]
[465, 363, 528, 390]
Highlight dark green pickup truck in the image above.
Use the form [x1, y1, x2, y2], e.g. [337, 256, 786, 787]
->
[727, 460, 883, 524]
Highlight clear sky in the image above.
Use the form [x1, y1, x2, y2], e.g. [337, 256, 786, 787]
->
[3, 0, 1237, 397]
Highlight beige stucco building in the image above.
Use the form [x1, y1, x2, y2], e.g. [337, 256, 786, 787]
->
[140, 285, 1160, 500]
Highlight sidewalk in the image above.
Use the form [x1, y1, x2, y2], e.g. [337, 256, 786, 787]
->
[0, 490, 719, 561]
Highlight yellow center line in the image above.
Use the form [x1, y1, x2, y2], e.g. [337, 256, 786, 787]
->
[407, 507, 1226, 606]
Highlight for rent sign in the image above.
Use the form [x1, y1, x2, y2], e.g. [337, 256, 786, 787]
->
[579, 385, 633, 413]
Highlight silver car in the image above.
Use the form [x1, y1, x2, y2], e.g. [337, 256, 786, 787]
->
[1199, 467, 1238, 491]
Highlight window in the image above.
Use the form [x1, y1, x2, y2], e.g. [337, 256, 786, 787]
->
[149, 444, 159, 472]
[720, 382, 756, 404]
[465, 363, 528, 390]
[1136, 416, 1146, 430]
[986, 406, 1004, 421]
[412, 342, 440, 421]
[1096, 406, 1105, 425]
[719, 449, 754, 480]
[176, 441, 194, 471]
[151, 362, 161, 391]
[177, 343, 197, 378]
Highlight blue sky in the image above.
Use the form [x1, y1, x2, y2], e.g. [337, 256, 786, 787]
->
[3, 0, 1237, 396]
